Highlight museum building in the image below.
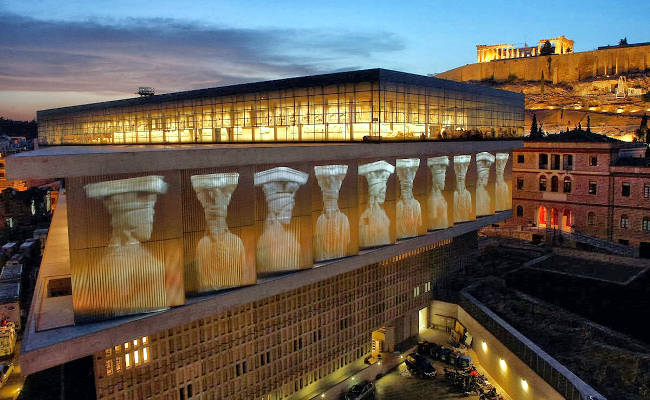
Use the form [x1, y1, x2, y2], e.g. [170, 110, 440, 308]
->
[8, 69, 523, 399]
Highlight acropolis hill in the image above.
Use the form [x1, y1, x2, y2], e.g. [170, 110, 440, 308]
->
[437, 37, 650, 140]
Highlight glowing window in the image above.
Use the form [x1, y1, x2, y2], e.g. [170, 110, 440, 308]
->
[125, 353, 131, 369]
[124, 342, 129, 350]
[134, 350, 140, 365]
[142, 336, 148, 344]
[106, 360, 113, 376]
[133, 339, 138, 347]
[143, 347, 149, 362]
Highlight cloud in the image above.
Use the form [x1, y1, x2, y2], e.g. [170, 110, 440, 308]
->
[0, 12, 405, 95]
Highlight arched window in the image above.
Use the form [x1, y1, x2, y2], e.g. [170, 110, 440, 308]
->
[643, 217, 650, 232]
[516, 205, 523, 217]
[587, 212, 595, 226]
[620, 214, 629, 228]
[551, 208, 559, 228]
[539, 175, 547, 191]
[538, 206, 547, 227]
[551, 176, 559, 192]
[563, 177, 572, 193]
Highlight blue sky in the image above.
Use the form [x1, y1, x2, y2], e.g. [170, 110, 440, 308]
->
[1, 0, 649, 119]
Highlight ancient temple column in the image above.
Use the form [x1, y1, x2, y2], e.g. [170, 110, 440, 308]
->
[476, 152, 495, 216]
[314, 165, 350, 261]
[81, 176, 168, 316]
[255, 167, 308, 274]
[396, 158, 422, 239]
[191, 173, 245, 291]
[427, 156, 450, 230]
[453, 155, 473, 222]
[494, 153, 511, 211]
[359, 160, 394, 248]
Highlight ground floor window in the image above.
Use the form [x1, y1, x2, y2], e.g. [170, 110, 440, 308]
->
[643, 217, 650, 232]
[516, 205, 523, 217]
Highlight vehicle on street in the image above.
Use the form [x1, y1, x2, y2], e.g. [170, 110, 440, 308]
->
[0, 361, 14, 387]
[344, 380, 375, 400]
[404, 353, 437, 378]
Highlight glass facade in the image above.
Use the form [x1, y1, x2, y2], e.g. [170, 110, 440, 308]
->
[37, 70, 525, 145]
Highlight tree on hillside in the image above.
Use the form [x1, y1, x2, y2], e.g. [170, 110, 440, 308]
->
[619, 37, 628, 46]
[540, 40, 553, 56]
[530, 113, 538, 137]
[540, 70, 545, 98]
[586, 116, 591, 133]
[0, 117, 37, 140]
[636, 114, 649, 142]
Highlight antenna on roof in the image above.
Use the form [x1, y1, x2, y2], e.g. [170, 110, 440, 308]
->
[136, 87, 155, 97]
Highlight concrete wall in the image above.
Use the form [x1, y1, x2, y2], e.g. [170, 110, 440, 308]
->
[430, 301, 563, 400]
[438, 45, 650, 83]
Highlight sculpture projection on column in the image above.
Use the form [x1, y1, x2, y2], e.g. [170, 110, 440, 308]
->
[396, 158, 422, 239]
[255, 167, 308, 274]
[495, 153, 511, 211]
[80, 176, 169, 317]
[476, 152, 495, 217]
[427, 156, 450, 230]
[314, 165, 350, 261]
[359, 160, 394, 248]
[453, 155, 473, 223]
[191, 173, 246, 292]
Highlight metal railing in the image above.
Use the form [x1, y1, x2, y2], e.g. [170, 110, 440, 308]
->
[458, 289, 606, 400]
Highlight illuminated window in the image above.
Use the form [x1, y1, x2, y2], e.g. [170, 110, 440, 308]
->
[134, 350, 140, 366]
[114, 345, 121, 353]
[124, 342, 129, 350]
[133, 339, 138, 347]
[125, 353, 131, 369]
[142, 336, 148, 344]
[143, 347, 149, 362]
[106, 360, 113, 376]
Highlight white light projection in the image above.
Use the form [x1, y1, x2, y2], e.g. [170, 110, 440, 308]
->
[82, 176, 168, 315]
[314, 165, 350, 261]
[396, 158, 422, 239]
[453, 155, 473, 222]
[255, 167, 308, 274]
[495, 153, 511, 211]
[476, 152, 495, 216]
[359, 160, 394, 248]
[427, 156, 450, 230]
[191, 173, 245, 291]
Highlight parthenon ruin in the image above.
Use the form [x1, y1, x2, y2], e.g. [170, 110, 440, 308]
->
[477, 35, 574, 63]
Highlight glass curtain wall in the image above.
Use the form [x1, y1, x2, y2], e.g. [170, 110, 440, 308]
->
[39, 82, 523, 145]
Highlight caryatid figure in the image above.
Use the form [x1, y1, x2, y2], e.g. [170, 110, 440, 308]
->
[82, 176, 168, 316]
[359, 160, 394, 248]
[255, 167, 308, 274]
[495, 153, 511, 211]
[453, 155, 473, 222]
[476, 152, 495, 216]
[191, 173, 245, 291]
[427, 156, 449, 230]
[314, 165, 350, 261]
[396, 158, 422, 239]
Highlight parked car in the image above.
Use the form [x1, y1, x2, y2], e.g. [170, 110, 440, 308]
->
[405, 353, 437, 378]
[0, 362, 14, 387]
[344, 380, 375, 400]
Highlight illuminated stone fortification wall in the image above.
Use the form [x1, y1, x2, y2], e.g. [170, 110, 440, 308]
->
[65, 152, 512, 321]
[38, 81, 523, 145]
[439, 45, 650, 84]
[92, 233, 478, 400]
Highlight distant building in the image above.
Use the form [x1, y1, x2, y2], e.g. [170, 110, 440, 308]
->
[476, 36, 574, 63]
[0, 282, 20, 330]
[504, 131, 650, 257]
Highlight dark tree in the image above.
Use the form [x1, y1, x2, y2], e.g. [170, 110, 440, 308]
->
[636, 114, 649, 142]
[530, 113, 538, 137]
[586, 115, 591, 133]
[0, 117, 38, 140]
[619, 37, 628, 46]
[540, 40, 553, 56]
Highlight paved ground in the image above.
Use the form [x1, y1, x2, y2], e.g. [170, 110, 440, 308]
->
[375, 363, 480, 400]
[373, 329, 509, 400]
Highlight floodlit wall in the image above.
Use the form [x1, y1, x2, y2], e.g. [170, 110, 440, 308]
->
[65, 152, 512, 321]
[38, 81, 524, 145]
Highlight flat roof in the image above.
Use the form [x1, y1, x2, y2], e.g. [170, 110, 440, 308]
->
[36, 68, 523, 119]
[0, 264, 22, 282]
[0, 282, 19, 303]
[6, 140, 522, 180]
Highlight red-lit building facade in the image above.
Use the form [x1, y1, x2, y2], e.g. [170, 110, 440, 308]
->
[506, 132, 650, 257]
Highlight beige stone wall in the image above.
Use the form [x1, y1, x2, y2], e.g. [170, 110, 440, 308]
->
[438, 45, 650, 84]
